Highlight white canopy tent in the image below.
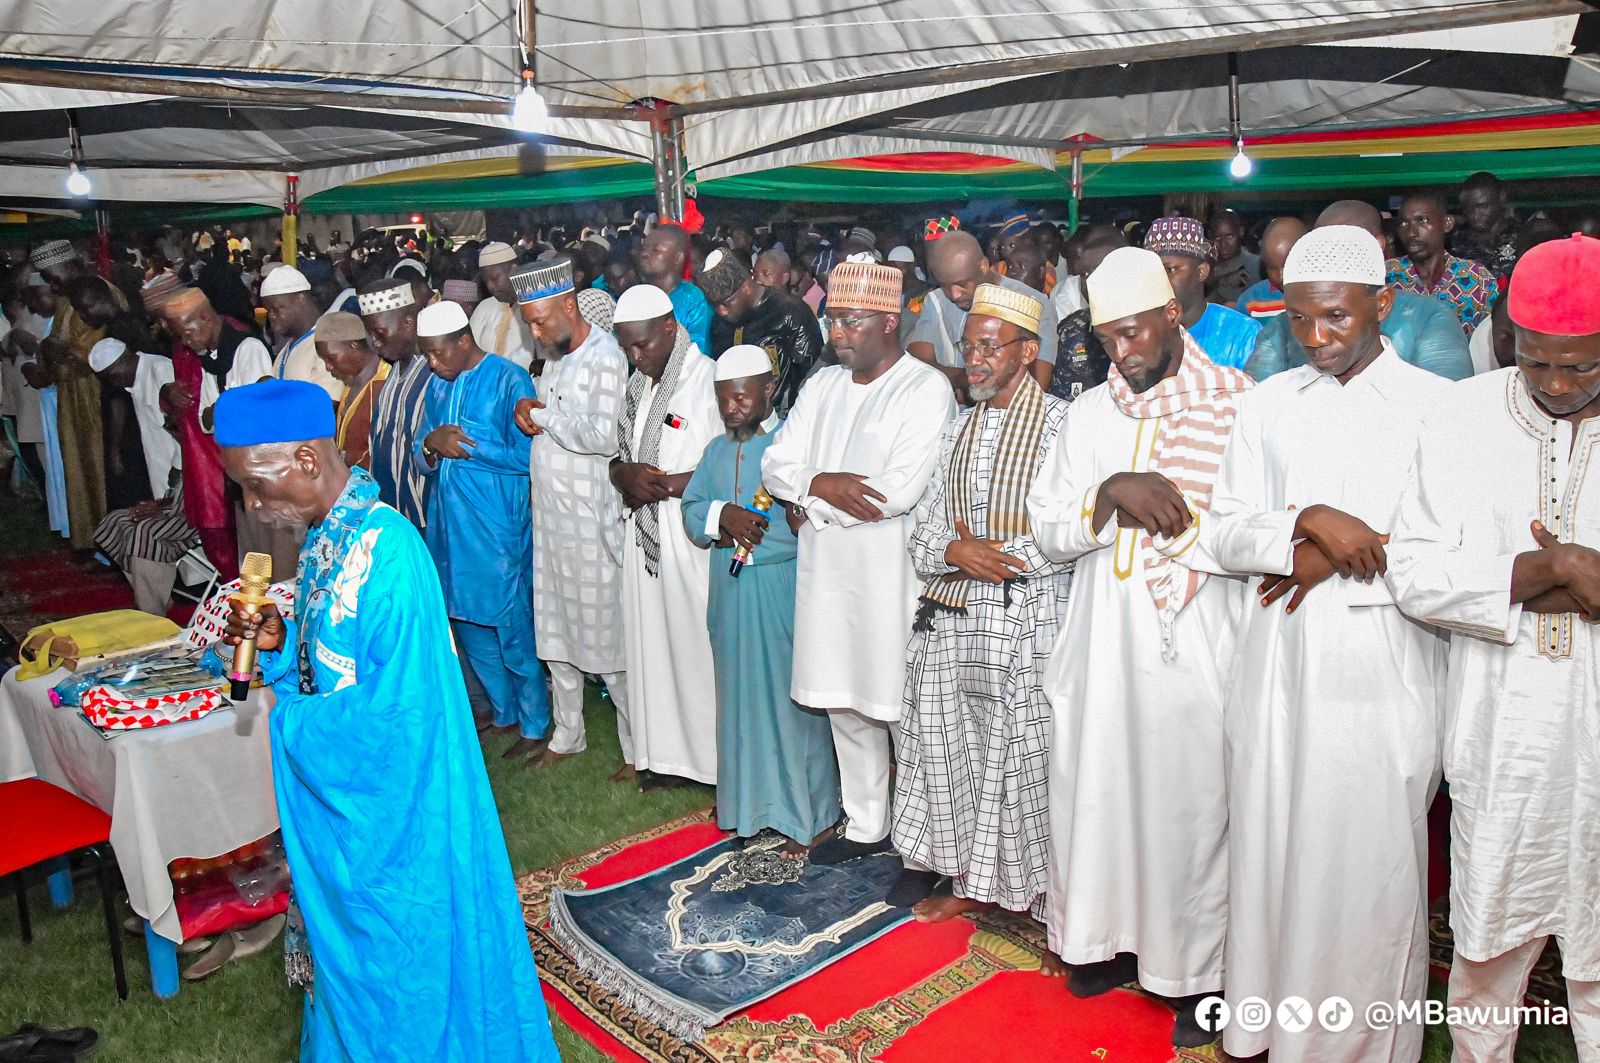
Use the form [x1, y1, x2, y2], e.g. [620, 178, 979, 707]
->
[0, 0, 1588, 214]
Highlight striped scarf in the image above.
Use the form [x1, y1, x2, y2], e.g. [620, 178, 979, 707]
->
[919, 373, 1048, 614]
[618, 323, 691, 577]
[1105, 328, 1251, 658]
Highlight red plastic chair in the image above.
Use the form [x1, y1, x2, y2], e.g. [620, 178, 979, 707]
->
[0, 779, 128, 999]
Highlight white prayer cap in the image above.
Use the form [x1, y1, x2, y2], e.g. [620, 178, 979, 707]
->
[714, 344, 775, 381]
[1282, 224, 1387, 287]
[415, 300, 471, 338]
[478, 241, 517, 267]
[259, 265, 311, 298]
[88, 337, 127, 373]
[1087, 246, 1176, 326]
[613, 283, 675, 325]
[584, 234, 612, 252]
[356, 280, 415, 317]
[388, 257, 427, 280]
[887, 245, 916, 264]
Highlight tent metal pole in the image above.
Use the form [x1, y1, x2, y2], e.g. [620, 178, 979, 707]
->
[1069, 150, 1083, 233]
[283, 173, 300, 270]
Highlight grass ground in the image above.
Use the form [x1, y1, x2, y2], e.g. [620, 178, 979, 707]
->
[0, 496, 1581, 1061]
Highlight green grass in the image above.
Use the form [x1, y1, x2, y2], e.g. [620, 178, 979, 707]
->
[0, 497, 1580, 1062]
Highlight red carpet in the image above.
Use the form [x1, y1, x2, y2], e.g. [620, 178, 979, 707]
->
[522, 812, 1216, 1063]
[0, 545, 194, 662]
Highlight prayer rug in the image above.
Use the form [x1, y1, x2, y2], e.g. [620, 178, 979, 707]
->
[522, 811, 1205, 1063]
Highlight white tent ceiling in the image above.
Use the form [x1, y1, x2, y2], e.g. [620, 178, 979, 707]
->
[0, 0, 1590, 204]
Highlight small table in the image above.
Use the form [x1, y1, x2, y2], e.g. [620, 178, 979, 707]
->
[0, 665, 279, 997]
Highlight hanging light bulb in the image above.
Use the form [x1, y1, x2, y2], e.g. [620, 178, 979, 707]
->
[1229, 139, 1253, 180]
[65, 161, 91, 197]
[512, 71, 547, 133]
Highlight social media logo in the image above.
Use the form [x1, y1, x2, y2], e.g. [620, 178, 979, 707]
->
[1195, 996, 1229, 1033]
[1235, 996, 1272, 1033]
[1318, 996, 1354, 1033]
[1277, 996, 1312, 1032]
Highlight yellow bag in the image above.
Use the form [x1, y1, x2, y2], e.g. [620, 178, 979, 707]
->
[17, 610, 180, 680]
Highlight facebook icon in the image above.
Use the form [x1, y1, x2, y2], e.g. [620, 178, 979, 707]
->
[1197, 996, 1230, 1033]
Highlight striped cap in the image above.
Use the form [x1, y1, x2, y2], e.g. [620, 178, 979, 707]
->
[510, 257, 574, 304]
[827, 261, 902, 314]
[970, 282, 1043, 333]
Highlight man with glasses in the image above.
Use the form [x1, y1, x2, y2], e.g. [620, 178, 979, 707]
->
[909, 231, 1058, 401]
[890, 284, 1072, 915]
[763, 260, 955, 864]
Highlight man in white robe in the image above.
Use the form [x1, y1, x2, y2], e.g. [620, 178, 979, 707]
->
[1194, 225, 1450, 1062]
[1389, 234, 1600, 1062]
[610, 284, 721, 786]
[762, 261, 955, 863]
[511, 257, 632, 770]
[1026, 247, 1251, 1049]
[470, 241, 537, 371]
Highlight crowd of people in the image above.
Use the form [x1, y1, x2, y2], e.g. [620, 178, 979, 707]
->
[2, 165, 1597, 1061]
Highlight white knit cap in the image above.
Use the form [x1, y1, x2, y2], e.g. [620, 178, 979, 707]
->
[887, 245, 916, 263]
[1282, 224, 1387, 287]
[478, 241, 517, 267]
[1087, 246, 1177, 326]
[259, 265, 311, 298]
[415, 300, 470, 338]
[88, 337, 127, 373]
[613, 284, 675, 325]
[714, 344, 775, 381]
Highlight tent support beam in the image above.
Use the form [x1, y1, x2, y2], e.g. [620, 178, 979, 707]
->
[0, 65, 641, 122]
[663, 0, 1585, 117]
[650, 112, 687, 220]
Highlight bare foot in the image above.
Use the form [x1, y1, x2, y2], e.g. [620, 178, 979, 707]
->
[474, 716, 497, 733]
[912, 895, 992, 924]
[524, 747, 575, 770]
[1039, 953, 1068, 979]
[780, 837, 809, 859]
[502, 736, 548, 760]
[608, 763, 636, 783]
[490, 722, 519, 736]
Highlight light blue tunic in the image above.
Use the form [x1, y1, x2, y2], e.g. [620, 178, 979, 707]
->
[415, 354, 535, 626]
[259, 468, 556, 1062]
[682, 423, 840, 842]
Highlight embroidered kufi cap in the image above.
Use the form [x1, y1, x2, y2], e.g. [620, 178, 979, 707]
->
[1281, 225, 1387, 287]
[1144, 216, 1211, 261]
[29, 240, 78, 271]
[356, 280, 415, 317]
[970, 283, 1043, 334]
[441, 279, 479, 302]
[697, 249, 749, 305]
[827, 261, 902, 314]
[509, 257, 575, 304]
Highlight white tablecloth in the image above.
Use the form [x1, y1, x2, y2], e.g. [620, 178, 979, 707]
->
[0, 666, 279, 941]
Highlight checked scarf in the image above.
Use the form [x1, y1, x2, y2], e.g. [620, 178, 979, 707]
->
[1105, 328, 1251, 659]
[919, 373, 1048, 616]
[618, 323, 692, 576]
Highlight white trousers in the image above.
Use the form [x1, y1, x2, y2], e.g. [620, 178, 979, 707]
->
[1448, 937, 1600, 1062]
[828, 708, 895, 843]
[127, 555, 176, 616]
[546, 661, 629, 757]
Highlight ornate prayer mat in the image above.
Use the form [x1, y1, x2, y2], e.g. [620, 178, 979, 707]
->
[521, 812, 1197, 1063]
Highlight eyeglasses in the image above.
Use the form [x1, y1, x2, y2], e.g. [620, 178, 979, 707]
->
[957, 337, 1026, 360]
[831, 312, 883, 330]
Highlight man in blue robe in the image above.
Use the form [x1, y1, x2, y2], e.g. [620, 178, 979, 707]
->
[215, 379, 558, 1063]
[681, 345, 840, 850]
[413, 301, 550, 760]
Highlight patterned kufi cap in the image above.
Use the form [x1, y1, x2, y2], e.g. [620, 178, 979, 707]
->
[441, 278, 479, 302]
[356, 280, 415, 317]
[1282, 224, 1387, 287]
[29, 240, 78, 271]
[697, 249, 749, 306]
[970, 283, 1043, 334]
[827, 261, 902, 314]
[509, 257, 575, 304]
[1144, 215, 1211, 261]
[924, 216, 962, 241]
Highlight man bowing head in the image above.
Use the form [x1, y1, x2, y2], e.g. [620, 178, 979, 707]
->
[216, 380, 558, 1063]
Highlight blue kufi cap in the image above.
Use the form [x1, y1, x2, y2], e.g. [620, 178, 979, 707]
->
[215, 379, 336, 447]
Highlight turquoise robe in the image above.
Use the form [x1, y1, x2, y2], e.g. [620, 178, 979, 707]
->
[682, 421, 840, 842]
[259, 468, 556, 1062]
